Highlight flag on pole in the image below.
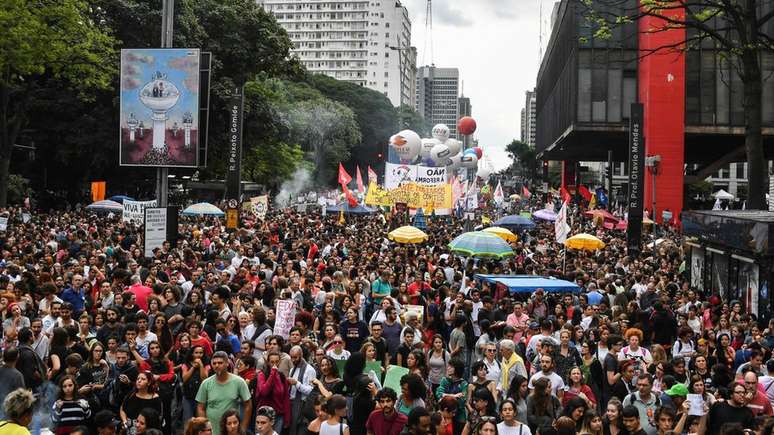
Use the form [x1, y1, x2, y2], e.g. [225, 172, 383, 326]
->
[595, 187, 609, 206]
[493, 180, 505, 206]
[367, 166, 378, 185]
[555, 200, 571, 244]
[522, 185, 532, 198]
[355, 166, 365, 193]
[560, 187, 572, 204]
[578, 185, 592, 202]
[589, 192, 597, 209]
[338, 163, 352, 186]
[343, 185, 358, 207]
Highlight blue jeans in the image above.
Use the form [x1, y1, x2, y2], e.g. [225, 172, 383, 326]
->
[182, 398, 197, 423]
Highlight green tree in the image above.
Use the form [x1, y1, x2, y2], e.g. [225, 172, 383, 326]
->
[305, 74, 397, 169]
[287, 99, 361, 185]
[506, 139, 540, 182]
[397, 104, 430, 137]
[0, 0, 116, 206]
[242, 140, 306, 188]
[582, 0, 774, 209]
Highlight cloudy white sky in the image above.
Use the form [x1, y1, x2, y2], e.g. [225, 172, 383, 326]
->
[402, 0, 545, 171]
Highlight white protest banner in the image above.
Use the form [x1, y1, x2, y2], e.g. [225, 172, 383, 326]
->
[144, 207, 167, 258]
[0, 217, 8, 232]
[250, 195, 268, 219]
[123, 200, 158, 223]
[385, 163, 447, 189]
[273, 299, 295, 339]
[21, 213, 30, 223]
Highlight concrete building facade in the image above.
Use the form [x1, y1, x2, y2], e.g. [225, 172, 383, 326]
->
[257, 0, 416, 107]
[416, 66, 460, 138]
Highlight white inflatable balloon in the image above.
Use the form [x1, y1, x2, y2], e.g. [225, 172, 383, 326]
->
[446, 153, 462, 172]
[430, 143, 452, 166]
[390, 130, 421, 160]
[420, 138, 439, 159]
[431, 124, 450, 143]
[445, 138, 462, 156]
[476, 164, 492, 180]
[461, 153, 478, 168]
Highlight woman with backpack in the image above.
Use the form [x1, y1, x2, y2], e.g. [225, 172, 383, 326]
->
[180, 345, 209, 423]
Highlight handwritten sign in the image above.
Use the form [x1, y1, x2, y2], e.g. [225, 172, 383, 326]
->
[273, 299, 295, 339]
[123, 200, 158, 224]
[365, 182, 452, 209]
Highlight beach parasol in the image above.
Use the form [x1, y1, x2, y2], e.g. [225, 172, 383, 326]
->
[584, 209, 619, 223]
[449, 231, 515, 259]
[494, 214, 536, 231]
[86, 200, 123, 213]
[182, 202, 225, 217]
[482, 226, 518, 242]
[388, 226, 428, 244]
[564, 233, 606, 251]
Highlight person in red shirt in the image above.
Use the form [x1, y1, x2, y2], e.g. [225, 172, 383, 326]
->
[743, 371, 774, 416]
[366, 388, 408, 435]
[406, 274, 431, 306]
[127, 275, 153, 312]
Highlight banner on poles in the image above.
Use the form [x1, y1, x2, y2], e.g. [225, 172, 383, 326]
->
[273, 299, 295, 339]
[365, 182, 452, 209]
[143, 207, 168, 258]
[385, 163, 447, 189]
[123, 200, 158, 223]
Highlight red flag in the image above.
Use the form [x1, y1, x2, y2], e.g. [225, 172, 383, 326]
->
[355, 166, 365, 193]
[338, 163, 352, 186]
[343, 185, 359, 207]
[367, 166, 378, 185]
[561, 187, 572, 204]
[578, 185, 592, 202]
[522, 185, 532, 198]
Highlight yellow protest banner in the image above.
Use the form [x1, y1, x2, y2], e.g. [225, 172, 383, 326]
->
[365, 182, 452, 209]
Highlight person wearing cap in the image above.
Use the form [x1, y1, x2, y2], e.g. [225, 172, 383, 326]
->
[526, 319, 557, 363]
[661, 383, 689, 413]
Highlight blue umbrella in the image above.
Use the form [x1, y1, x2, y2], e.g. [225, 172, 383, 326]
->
[494, 214, 536, 230]
[325, 202, 376, 215]
[108, 195, 135, 204]
[182, 202, 225, 217]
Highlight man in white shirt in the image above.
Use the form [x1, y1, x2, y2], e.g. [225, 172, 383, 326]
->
[528, 353, 565, 399]
[288, 346, 316, 435]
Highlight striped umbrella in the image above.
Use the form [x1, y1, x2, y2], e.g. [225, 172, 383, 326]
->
[448, 231, 514, 259]
[86, 200, 123, 213]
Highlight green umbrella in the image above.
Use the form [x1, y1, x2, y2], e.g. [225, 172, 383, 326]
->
[448, 231, 515, 259]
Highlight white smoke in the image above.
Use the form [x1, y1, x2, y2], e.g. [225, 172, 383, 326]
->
[275, 167, 313, 208]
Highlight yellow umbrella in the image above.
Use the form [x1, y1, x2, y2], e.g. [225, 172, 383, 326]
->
[510, 193, 521, 200]
[482, 226, 518, 242]
[564, 233, 606, 251]
[388, 226, 428, 244]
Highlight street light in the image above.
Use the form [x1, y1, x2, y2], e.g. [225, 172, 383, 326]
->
[645, 154, 661, 235]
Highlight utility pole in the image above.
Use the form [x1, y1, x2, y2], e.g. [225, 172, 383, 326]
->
[607, 150, 613, 199]
[156, 0, 175, 207]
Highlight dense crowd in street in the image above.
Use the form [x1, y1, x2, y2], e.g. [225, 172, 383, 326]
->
[0, 200, 770, 435]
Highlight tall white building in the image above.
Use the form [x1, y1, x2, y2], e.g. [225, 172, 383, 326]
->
[416, 66, 460, 138]
[521, 89, 537, 147]
[257, 0, 416, 108]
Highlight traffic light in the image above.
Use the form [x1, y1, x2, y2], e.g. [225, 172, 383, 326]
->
[604, 167, 610, 178]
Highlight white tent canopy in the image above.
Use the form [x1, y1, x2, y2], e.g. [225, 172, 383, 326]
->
[713, 189, 734, 200]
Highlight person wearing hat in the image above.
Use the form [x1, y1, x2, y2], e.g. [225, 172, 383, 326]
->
[663, 383, 689, 412]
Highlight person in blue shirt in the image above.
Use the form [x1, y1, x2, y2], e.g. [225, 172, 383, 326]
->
[215, 318, 241, 355]
[60, 274, 86, 317]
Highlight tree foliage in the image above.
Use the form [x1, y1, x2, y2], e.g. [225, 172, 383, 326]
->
[506, 139, 540, 182]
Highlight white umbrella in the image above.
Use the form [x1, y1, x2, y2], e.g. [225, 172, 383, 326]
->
[181, 202, 225, 217]
[713, 189, 734, 200]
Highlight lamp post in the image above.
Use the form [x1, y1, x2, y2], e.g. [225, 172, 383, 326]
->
[645, 154, 661, 236]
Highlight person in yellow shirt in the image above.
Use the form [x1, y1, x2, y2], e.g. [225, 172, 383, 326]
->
[0, 388, 35, 435]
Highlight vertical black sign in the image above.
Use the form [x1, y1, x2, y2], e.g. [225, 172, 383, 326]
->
[627, 103, 645, 256]
[226, 86, 244, 201]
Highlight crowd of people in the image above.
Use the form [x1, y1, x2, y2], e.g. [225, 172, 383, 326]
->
[0, 200, 769, 435]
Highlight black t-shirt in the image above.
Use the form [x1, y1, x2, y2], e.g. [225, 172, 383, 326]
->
[367, 337, 389, 365]
[396, 343, 412, 366]
[708, 401, 756, 435]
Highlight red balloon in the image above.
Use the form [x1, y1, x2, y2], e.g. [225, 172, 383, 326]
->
[457, 117, 477, 136]
[472, 147, 483, 159]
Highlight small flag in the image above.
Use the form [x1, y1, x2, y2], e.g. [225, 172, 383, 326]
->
[596, 188, 609, 206]
[493, 180, 505, 206]
[482, 215, 491, 225]
[555, 200, 571, 244]
[589, 192, 597, 209]
[561, 187, 572, 204]
[356, 166, 365, 193]
[367, 166, 378, 185]
[338, 163, 352, 186]
[522, 185, 532, 198]
[343, 185, 358, 207]
[339, 209, 345, 225]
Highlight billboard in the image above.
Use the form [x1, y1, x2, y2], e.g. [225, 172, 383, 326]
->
[384, 162, 447, 189]
[120, 48, 200, 167]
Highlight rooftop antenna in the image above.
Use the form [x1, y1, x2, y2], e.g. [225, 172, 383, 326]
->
[422, 0, 434, 66]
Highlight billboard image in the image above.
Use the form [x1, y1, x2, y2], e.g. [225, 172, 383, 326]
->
[120, 48, 200, 167]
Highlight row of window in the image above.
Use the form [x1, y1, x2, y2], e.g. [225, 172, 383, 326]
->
[281, 22, 368, 30]
[264, 3, 369, 11]
[274, 12, 368, 19]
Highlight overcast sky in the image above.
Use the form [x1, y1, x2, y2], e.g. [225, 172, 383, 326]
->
[402, 0, 545, 171]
